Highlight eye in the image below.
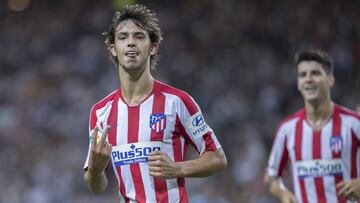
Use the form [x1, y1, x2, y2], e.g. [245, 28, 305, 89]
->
[118, 35, 126, 40]
[298, 72, 306, 78]
[312, 70, 322, 76]
[135, 34, 146, 39]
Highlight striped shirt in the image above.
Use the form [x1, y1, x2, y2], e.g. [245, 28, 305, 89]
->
[267, 104, 360, 203]
[84, 80, 221, 203]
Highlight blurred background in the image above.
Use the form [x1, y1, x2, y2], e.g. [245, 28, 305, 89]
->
[1, 0, 360, 202]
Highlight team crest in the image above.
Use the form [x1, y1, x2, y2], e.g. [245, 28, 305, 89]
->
[330, 136, 343, 154]
[150, 113, 166, 133]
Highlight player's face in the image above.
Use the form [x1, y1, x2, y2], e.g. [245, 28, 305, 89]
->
[297, 61, 334, 103]
[110, 20, 157, 72]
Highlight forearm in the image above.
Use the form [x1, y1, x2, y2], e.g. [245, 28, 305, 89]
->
[84, 170, 108, 193]
[178, 148, 227, 178]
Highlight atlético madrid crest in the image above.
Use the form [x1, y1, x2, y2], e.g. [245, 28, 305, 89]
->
[330, 136, 343, 154]
[149, 113, 166, 133]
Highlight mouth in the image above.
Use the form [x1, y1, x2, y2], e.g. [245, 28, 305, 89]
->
[304, 85, 317, 94]
[125, 51, 138, 58]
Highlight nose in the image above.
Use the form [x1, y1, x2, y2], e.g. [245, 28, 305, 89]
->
[303, 73, 314, 83]
[127, 36, 135, 47]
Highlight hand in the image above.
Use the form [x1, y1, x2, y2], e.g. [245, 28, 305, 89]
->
[337, 179, 360, 201]
[280, 190, 298, 203]
[88, 126, 112, 176]
[148, 151, 182, 179]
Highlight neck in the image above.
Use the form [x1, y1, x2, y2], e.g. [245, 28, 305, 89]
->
[118, 64, 154, 106]
[305, 99, 334, 130]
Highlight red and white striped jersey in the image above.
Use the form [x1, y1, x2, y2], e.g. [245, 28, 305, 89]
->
[266, 104, 360, 203]
[84, 80, 221, 203]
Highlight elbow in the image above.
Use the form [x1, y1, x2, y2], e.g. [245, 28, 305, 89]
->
[215, 148, 227, 172]
[218, 154, 227, 171]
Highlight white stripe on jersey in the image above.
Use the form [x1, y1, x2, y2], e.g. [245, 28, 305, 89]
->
[163, 93, 181, 202]
[138, 95, 157, 203]
[321, 121, 338, 203]
[342, 114, 359, 181]
[301, 121, 315, 203]
[116, 100, 137, 201]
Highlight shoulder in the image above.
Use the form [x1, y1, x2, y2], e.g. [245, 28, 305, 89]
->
[156, 81, 198, 114]
[276, 109, 305, 133]
[336, 104, 360, 121]
[336, 104, 360, 130]
[90, 89, 120, 113]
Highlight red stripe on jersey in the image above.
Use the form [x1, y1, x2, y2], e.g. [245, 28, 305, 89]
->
[177, 178, 188, 203]
[295, 120, 303, 161]
[151, 91, 169, 203]
[332, 108, 346, 203]
[351, 130, 359, 179]
[336, 104, 360, 120]
[175, 115, 198, 152]
[295, 119, 308, 203]
[90, 89, 120, 131]
[158, 81, 198, 115]
[172, 134, 188, 203]
[351, 130, 359, 203]
[202, 132, 217, 152]
[116, 166, 129, 203]
[128, 107, 146, 202]
[107, 93, 119, 146]
[332, 107, 342, 159]
[106, 93, 129, 202]
[278, 137, 288, 177]
[313, 131, 326, 203]
[174, 116, 189, 202]
[89, 106, 97, 130]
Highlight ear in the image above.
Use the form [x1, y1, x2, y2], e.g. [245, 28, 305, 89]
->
[149, 43, 159, 56]
[109, 44, 117, 57]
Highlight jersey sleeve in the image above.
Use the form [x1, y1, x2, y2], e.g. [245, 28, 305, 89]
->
[355, 115, 360, 140]
[266, 123, 289, 177]
[176, 93, 221, 155]
[83, 105, 98, 170]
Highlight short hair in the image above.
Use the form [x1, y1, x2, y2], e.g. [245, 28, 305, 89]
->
[294, 49, 333, 74]
[103, 4, 163, 69]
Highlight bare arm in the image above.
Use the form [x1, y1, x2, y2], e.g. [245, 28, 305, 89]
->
[84, 127, 112, 193]
[148, 148, 227, 179]
[264, 174, 297, 203]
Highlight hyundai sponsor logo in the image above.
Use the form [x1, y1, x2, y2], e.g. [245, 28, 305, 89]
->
[192, 115, 204, 127]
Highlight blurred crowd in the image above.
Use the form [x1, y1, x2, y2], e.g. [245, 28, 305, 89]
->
[0, 0, 359, 202]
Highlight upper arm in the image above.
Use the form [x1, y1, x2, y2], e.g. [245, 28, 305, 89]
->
[266, 124, 289, 177]
[84, 105, 98, 170]
[176, 94, 221, 154]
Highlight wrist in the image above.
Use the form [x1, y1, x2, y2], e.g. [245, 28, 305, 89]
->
[176, 162, 186, 177]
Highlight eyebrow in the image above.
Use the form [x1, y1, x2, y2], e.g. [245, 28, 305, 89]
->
[116, 31, 147, 35]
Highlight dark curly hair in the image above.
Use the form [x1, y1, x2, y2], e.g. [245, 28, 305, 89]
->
[103, 4, 163, 69]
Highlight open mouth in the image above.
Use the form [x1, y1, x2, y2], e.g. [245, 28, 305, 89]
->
[125, 51, 138, 58]
[304, 86, 317, 93]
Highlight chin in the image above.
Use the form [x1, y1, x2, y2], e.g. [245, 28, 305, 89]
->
[304, 96, 322, 104]
[121, 62, 141, 71]
[302, 92, 318, 101]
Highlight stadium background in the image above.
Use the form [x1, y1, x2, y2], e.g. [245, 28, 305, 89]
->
[0, 0, 360, 202]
